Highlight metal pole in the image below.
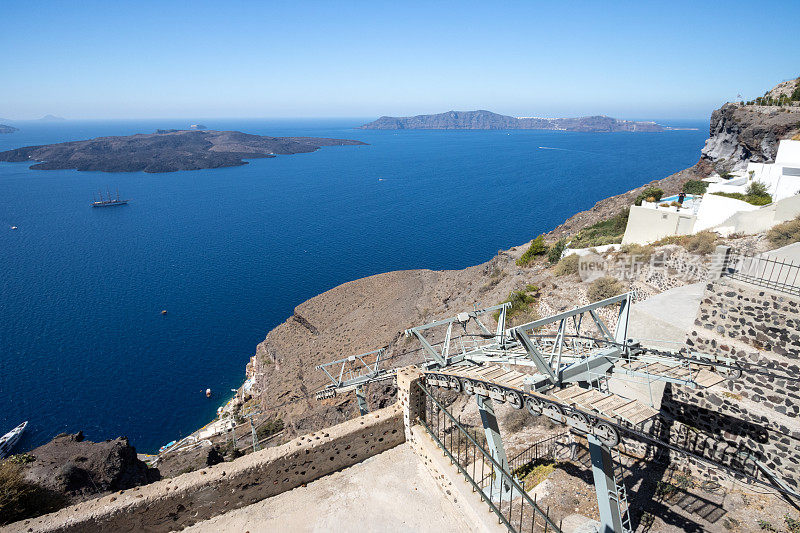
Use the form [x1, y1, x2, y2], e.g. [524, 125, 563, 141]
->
[588, 435, 625, 533]
[355, 385, 369, 416]
[477, 395, 512, 499]
[250, 416, 260, 452]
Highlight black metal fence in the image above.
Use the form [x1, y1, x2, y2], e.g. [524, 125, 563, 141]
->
[722, 249, 800, 296]
[507, 432, 571, 474]
[418, 383, 562, 533]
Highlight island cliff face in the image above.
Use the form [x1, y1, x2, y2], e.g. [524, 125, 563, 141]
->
[701, 78, 800, 170]
[0, 129, 366, 173]
[361, 109, 665, 132]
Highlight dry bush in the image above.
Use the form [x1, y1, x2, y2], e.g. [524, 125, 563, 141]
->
[619, 243, 654, 261]
[587, 276, 625, 302]
[554, 254, 580, 276]
[654, 231, 717, 255]
[0, 461, 66, 525]
[685, 231, 718, 255]
[767, 217, 800, 248]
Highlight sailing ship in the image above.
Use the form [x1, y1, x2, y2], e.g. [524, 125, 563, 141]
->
[91, 189, 129, 207]
[0, 421, 28, 458]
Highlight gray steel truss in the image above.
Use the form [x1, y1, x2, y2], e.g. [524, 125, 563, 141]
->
[404, 303, 510, 366]
[315, 349, 395, 406]
[508, 292, 634, 388]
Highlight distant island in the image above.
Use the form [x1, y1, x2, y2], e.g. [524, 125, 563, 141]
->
[0, 124, 18, 134]
[0, 129, 366, 173]
[190, 124, 207, 130]
[361, 110, 671, 132]
[38, 114, 66, 122]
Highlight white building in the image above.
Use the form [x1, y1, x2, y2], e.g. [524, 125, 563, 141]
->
[742, 139, 800, 201]
[621, 139, 800, 245]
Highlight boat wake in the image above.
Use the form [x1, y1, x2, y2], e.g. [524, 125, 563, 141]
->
[538, 146, 598, 155]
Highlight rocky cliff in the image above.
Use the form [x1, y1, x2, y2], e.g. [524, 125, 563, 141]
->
[22, 432, 159, 500]
[701, 77, 800, 170]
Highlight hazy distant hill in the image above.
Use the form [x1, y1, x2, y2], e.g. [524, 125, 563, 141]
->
[38, 114, 66, 121]
[361, 110, 665, 132]
[0, 124, 18, 134]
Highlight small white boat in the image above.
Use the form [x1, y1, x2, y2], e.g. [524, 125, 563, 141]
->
[0, 421, 28, 458]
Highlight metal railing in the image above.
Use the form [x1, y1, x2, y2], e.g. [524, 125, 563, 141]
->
[418, 383, 562, 533]
[722, 250, 800, 296]
[507, 432, 570, 474]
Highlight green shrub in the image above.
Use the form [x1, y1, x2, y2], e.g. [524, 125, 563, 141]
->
[767, 216, 800, 247]
[710, 191, 772, 206]
[758, 520, 776, 532]
[587, 276, 625, 302]
[785, 514, 800, 533]
[547, 238, 567, 264]
[496, 285, 540, 326]
[746, 180, 769, 197]
[256, 418, 285, 440]
[516, 236, 547, 266]
[634, 187, 664, 206]
[554, 254, 580, 276]
[569, 209, 629, 248]
[682, 180, 709, 195]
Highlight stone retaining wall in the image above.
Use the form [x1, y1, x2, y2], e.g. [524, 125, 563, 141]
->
[7, 405, 404, 533]
[692, 278, 800, 360]
[658, 277, 800, 491]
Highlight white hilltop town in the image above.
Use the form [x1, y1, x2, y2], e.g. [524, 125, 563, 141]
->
[622, 139, 800, 245]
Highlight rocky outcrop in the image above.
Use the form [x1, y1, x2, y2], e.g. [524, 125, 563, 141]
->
[361, 110, 666, 132]
[701, 78, 800, 171]
[22, 431, 159, 501]
[0, 124, 18, 134]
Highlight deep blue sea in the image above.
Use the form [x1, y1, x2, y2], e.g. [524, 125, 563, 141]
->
[0, 118, 708, 453]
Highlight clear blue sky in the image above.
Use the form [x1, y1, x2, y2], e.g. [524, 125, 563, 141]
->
[2, 0, 798, 120]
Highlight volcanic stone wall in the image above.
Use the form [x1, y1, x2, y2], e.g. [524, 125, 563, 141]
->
[657, 278, 800, 491]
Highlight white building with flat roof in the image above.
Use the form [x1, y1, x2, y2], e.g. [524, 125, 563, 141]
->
[621, 139, 800, 245]
[705, 139, 800, 201]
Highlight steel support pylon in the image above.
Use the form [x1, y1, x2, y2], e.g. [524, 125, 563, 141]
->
[476, 395, 514, 499]
[588, 435, 631, 533]
[355, 385, 369, 416]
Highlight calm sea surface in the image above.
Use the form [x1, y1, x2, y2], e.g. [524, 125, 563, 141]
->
[0, 118, 708, 452]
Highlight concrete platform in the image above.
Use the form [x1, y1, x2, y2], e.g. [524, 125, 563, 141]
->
[629, 282, 705, 344]
[185, 443, 478, 532]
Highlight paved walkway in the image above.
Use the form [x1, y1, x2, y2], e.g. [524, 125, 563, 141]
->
[629, 282, 705, 343]
[185, 443, 476, 532]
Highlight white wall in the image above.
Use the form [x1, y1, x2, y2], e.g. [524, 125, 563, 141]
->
[694, 194, 759, 232]
[776, 139, 800, 164]
[712, 194, 800, 236]
[621, 206, 696, 245]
